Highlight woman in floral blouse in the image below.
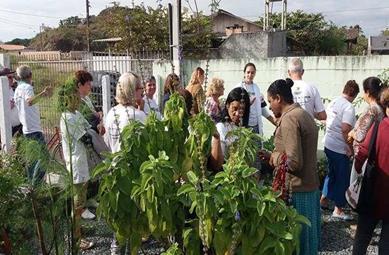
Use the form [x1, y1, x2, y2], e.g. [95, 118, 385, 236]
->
[348, 77, 385, 155]
[348, 77, 385, 192]
[204, 78, 225, 123]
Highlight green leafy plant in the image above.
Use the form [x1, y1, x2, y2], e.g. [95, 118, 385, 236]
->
[0, 136, 70, 255]
[95, 93, 309, 255]
[378, 68, 389, 86]
[317, 157, 328, 191]
[179, 127, 309, 255]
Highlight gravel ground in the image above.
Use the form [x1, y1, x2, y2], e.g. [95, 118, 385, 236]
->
[319, 207, 379, 255]
[81, 207, 380, 255]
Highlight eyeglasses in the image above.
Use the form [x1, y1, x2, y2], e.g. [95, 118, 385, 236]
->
[136, 86, 144, 90]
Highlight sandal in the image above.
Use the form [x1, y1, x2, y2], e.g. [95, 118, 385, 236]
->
[80, 238, 94, 250]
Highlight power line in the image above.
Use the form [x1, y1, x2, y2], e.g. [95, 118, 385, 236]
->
[0, 16, 34, 28]
[0, 19, 34, 29]
[0, 8, 65, 19]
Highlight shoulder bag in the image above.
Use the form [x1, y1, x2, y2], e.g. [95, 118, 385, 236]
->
[345, 120, 379, 212]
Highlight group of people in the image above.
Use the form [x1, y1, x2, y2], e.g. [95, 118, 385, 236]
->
[320, 76, 389, 255]
[1, 56, 388, 255]
[0, 66, 104, 250]
[162, 57, 388, 255]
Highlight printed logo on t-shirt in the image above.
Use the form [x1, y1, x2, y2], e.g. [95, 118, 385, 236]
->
[294, 95, 312, 106]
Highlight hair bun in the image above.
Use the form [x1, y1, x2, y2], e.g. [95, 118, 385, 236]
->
[285, 78, 294, 88]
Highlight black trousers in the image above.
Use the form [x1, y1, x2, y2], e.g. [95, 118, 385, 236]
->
[352, 213, 389, 255]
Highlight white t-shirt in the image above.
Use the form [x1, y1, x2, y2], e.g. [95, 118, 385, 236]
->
[60, 111, 91, 184]
[9, 88, 21, 127]
[105, 105, 147, 153]
[236, 82, 270, 135]
[14, 81, 42, 134]
[216, 122, 238, 158]
[143, 95, 161, 119]
[291, 80, 325, 118]
[323, 96, 356, 154]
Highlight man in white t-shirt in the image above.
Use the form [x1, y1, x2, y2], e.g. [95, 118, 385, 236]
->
[321, 80, 359, 220]
[14, 65, 52, 144]
[288, 57, 327, 121]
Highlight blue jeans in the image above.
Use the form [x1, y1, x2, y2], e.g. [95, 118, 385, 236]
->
[24, 131, 45, 145]
[322, 147, 351, 207]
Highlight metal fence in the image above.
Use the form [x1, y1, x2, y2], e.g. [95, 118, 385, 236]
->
[10, 50, 168, 140]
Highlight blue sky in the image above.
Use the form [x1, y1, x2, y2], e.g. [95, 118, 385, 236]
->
[0, 0, 388, 42]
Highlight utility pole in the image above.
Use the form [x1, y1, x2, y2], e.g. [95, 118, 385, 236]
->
[40, 23, 44, 51]
[264, 0, 287, 31]
[86, 0, 91, 52]
[171, 0, 182, 79]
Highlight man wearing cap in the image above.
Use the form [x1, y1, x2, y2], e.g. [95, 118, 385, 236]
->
[0, 67, 22, 135]
[14, 65, 52, 143]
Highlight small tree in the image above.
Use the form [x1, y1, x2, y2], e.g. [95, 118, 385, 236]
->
[256, 10, 348, 55]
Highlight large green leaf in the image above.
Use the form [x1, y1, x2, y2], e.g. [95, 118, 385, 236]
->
[177, 183, 195, 196]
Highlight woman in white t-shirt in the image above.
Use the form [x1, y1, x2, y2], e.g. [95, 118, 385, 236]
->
[321, 80, 360, 221]
[236, 62, 275, 135]
[143, 75, 161, 119]
[216, 87, 250, 158]
[58, 80, 94, 250]
[104, 72, 147, 254]
[105, 72, 147, 153]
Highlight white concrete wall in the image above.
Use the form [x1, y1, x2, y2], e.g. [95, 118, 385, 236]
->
[153, 55, 389, 148]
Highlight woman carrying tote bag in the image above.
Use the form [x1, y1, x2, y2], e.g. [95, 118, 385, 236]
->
[351, 87, 389, 255]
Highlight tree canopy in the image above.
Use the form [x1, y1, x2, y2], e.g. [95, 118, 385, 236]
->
[26, 2, 214, 56]
[17, 5, 370, 56]
[255, 10, 368, 55]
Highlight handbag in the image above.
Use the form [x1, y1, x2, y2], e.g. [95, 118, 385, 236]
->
[345, 161, 367, 209]
[345, 121, 379, 211]
[85, 129, 110, 170]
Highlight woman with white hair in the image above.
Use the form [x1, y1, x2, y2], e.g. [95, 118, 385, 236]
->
[105, 72, 146, 153]
[104, 72, 147, 254]
[204, 77, 225, 123]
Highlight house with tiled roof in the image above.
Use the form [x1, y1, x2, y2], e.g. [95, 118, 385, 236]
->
[211, 9, 262, 38]
[368, 35, 389, 55]
[0, 44, 26, 54]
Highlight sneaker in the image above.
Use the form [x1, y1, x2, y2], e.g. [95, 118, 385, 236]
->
[80, 238, 94, 250]
[332, 211, 353, 221]
[110, 238, 120, 255]
[81, 208, 96, 220]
